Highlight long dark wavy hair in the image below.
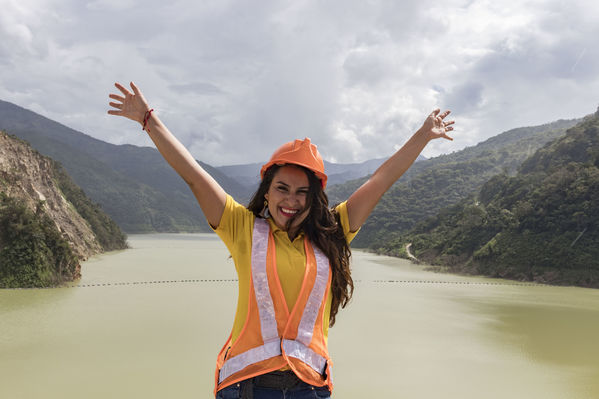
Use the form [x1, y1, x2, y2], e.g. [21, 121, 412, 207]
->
[247, 164, 353, 327]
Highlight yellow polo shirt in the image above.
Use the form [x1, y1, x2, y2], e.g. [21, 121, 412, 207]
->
[213, 194, 358, 344]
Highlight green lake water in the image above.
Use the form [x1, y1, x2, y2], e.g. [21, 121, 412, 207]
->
[1, 234, 598, 398]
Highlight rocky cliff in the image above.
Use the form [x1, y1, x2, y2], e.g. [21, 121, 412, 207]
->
[0, 131, 102, 259]
[1, 131, 127, 287]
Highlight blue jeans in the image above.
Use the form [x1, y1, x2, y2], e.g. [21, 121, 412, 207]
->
[216, 382, 331, 399]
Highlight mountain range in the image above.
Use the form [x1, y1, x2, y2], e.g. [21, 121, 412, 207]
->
[328, 117, 581, 247]
[0, 99, 412, 233]
[1, 98, 595, 288]
[215, 156, 427, 188]
[376, 109, 599, 287]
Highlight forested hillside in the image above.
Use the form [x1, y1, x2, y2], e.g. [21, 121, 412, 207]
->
[0, 100, 251, 232]
[0, 132, 127, 288]
[377, 110, 599, 287]
[327, 118, 580, 248]
[1, 99, 417, 233]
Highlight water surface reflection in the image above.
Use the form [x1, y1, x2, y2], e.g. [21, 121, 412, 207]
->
[1, 235, 597, 398]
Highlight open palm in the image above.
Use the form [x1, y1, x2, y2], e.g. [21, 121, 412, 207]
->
[420, 109, 455, 141]
[107, 82, 150, 125]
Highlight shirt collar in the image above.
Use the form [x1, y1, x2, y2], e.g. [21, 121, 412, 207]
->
[266, 217, 305, 242]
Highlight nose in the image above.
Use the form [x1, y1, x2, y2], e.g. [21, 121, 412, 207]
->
[286, 192, 298, 203]
[284, 191, 302, 205]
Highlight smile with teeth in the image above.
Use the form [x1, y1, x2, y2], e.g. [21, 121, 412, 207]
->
[279, 207, 299, 217]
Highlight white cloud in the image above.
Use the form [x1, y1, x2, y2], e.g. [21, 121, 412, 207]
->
[1, 0, 598, 166]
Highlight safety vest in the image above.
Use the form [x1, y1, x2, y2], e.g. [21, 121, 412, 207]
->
[214, 217, 333, 394]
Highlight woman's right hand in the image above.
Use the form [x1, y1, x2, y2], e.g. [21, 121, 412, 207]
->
[108, 82, 150, 126]
[107, 81, 227, 228]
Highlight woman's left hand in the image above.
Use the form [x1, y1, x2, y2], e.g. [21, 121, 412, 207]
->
[419, 109, 455, 141]
[345, 108, 455, 231]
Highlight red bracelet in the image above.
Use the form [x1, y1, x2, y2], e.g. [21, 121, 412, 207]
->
[142, 109, 154, 132]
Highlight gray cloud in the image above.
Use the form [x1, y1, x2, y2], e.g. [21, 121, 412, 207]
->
[343, 49, 392, 87]
[1, 0, 598, 167]
[169, 82, 224, 95]
[444, 82, 484, 114]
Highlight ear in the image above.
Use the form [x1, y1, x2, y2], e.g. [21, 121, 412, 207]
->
[264, 193, 269, 202]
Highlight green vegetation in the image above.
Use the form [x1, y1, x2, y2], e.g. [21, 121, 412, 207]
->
[0, 194, 79, 288]
[376, 111, 599, 287]
[52, 161, 127, 251]
[0, 131, 128, 288]
[328, 119, 579, 248]
[0, 99, 251, 233]
[7, 127, 208, 233]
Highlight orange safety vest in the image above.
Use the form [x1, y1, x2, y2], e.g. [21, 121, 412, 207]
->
[214, 218, 333, 395]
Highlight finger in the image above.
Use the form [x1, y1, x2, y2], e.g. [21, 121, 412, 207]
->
[107, 110, 123, 115]
[109, 102, 123, 109]
[430, 108, 441, 117]
[443, 133, 454, 141]
[445, 126, 454, 131]
[444, 120, 455, 126]
[115, 82, 132, 96]
[440, 110, 451, 119]
[130, 81, 140, 96]
[109, 94, 125, 102]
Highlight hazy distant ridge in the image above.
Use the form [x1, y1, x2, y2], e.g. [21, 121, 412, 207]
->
[215, 157, 427, 188]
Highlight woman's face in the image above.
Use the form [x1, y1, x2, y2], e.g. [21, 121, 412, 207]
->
[264, 165, 311, 237]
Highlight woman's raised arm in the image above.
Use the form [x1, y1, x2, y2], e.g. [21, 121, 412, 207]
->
[108, 82, 227, 228]
[346, 109, 455, 232]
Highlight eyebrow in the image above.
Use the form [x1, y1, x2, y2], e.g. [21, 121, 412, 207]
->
[275, 181, 309, 190]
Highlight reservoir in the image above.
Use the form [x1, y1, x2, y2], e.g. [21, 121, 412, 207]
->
[1, 234, 599, 398]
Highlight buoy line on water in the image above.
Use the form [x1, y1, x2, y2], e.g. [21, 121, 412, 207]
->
[6, 279, 547, 289]
[366, 279, 544, 287]
[70, 279, 239, 288]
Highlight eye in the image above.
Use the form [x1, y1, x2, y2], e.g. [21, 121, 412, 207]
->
[297, 189, 308, 196]
[277, 185, 288, 192]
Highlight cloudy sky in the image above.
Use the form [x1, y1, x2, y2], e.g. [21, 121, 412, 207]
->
[1, 0, 598, 166]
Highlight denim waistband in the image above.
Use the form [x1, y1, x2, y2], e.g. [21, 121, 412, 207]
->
[251, 370, 309, 389]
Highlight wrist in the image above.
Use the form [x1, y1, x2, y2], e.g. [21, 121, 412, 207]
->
[142, 109, 154, 132]
[414, 127, 432, 143]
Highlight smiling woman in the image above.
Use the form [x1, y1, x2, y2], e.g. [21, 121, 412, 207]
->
[107, 81, 454, 398]
[264, 165, 311, 238]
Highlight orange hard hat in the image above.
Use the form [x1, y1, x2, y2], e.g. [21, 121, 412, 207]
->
[260, 138, 327, 189]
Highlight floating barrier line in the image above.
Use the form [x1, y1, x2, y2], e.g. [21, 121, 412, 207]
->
[60, 279, 239, 289]
[3, 279, 548, 290]
[362, 279, 544, 287]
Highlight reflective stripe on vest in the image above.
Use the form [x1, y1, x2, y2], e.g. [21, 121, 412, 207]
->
[218, 218, 330, 383]
[251, 217, 279, 343]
